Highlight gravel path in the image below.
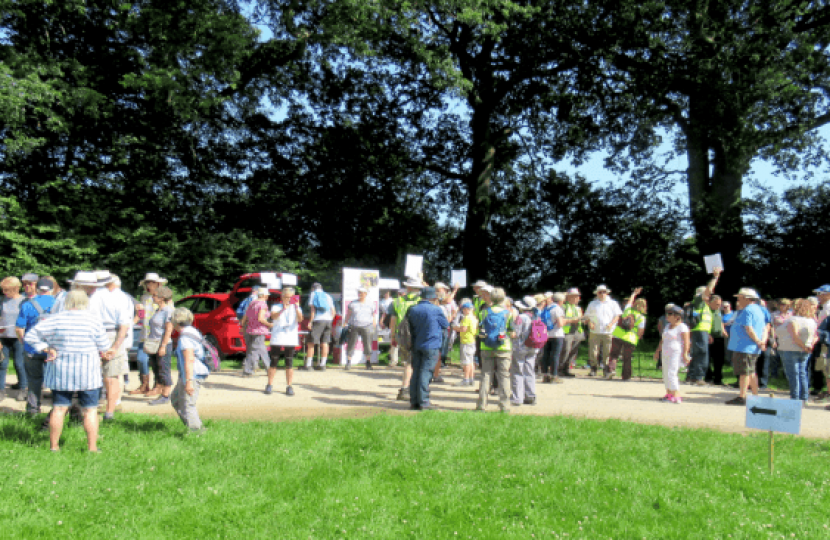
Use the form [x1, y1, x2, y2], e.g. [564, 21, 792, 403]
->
[3, 365, 827, 438]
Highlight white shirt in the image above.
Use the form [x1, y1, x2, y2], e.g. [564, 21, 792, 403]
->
[547, 304, 565, 338]
[90, 288, 135, 348]
[585, 297, 623, 334]
[661, 323, 689, 357]
[271, 304, 300, 347]
[820, 300, 830, 325]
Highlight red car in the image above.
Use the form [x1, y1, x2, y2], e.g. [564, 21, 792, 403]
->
[175, 273, 341, 358]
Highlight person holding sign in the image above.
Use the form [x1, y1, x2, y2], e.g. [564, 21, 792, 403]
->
[686, 266, 722, 385]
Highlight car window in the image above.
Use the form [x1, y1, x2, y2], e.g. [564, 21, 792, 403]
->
[176, 298, 199, 312]
[193, 298, 218, 314]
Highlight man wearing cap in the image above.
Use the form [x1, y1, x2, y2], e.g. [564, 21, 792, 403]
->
[584, 285, 622, 377]
[89, 271, 134, 420]
[390, 277, 424, 400]
[406, 286, 449, 410]
[344, 287, 378, 370]
[21, 273, 38, 300]
[305, 283, 336, 370]
[471, 281, 489, 367]
[15, 277, 56, 414]
[540, 292, 566, 383]
[686, 267, 723, 385]
[725, 288, 767, 405]
[559, 288, 584, 378]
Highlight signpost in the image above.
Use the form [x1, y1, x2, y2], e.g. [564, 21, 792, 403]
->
[745, 395, 802, 474]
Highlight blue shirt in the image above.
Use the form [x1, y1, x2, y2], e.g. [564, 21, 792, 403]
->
[722, 312, 735, 326]
[175, 327, 210, 381]
[407, 300, 449, 351]
[16, 295, 57, 355]
[727, 304, 766, 354]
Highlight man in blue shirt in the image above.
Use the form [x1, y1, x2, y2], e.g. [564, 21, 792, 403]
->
[725, 288, 767, 406]
[15, 278, 57, 415]
[406, 286, 449, 410]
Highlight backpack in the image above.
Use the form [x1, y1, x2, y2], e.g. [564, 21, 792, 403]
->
[182, 328, 219, 373]
[617, 311, 636, 332]
[395, 312, 413, 352]
[29, 297, 53, 324]
[482, 308, 509, 349]
[523, 315, 548, 349]
[682, 304, 700, 328]
[312, 290, 331, 313]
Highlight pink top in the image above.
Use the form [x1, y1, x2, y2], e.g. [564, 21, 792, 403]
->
[245, 300, 270, 335]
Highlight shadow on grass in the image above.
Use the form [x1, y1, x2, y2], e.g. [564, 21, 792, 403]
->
[0, 414, 41, 446]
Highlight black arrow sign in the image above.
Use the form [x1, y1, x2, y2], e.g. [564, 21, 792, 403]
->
[750, 406, 777, 416]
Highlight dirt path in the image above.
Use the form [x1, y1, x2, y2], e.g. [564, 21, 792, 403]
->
[4, 365, 828, 438]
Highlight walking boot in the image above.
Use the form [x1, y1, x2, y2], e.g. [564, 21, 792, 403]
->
[129, 374, 150, 395]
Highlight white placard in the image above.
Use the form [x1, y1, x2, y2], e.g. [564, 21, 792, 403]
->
[704, 253, 724, 274]
[451, 269, 467, 288]
[405, 254, 423, 279]
[280, 273, 297, 286]
[378, 278, 400, 290]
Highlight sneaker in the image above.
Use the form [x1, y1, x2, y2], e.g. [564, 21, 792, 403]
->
[16, 389, 27, 402]
[148, 396, 170, 406]
[453, 379, 468, 387]
[365, 363, 373, 370]
[550, 377, 563, 384]
[604, 372, 614, 380]
[542, 375, 551, 383]
[510, 401, 522, 407]
[102, 412, 115, 422]
[298, 366, 312, 371]
[396, 388, 409, 401]
[523, 397, 537, 405]
[314, 365, 326, 371]
[588, 370, 597, 377]
[286, 386, 294, 396]
[660, 396, 672, 403]
[344, 363, 351, 371]
[433, 376, 445, 384]
[725, 396, 746, 406]
[672, 396, 683, 404]
[264, 385, 273, 395]
[561, 372, 576, 378]
[695, 380, 707, 387]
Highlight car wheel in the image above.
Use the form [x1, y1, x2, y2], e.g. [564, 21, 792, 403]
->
[204, 334, 226, 366]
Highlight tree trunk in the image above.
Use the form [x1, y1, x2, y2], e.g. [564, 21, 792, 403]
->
[686, 100, 748, 293]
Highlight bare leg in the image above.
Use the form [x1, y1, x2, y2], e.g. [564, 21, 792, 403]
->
[83, 408, 99, 452]
[305, 344, 315, 368]
[739, 374, 749, 398]
[319, 343, 330, 366]
[402, 364, 413, 388]
[267, 367, 278, 386]
[105, 377, 121, 415]
[749, 373, 759, 395]
[286, 368, 294, 387]
[49, 407, 68, 451]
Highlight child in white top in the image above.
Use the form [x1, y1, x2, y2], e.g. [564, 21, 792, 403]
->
[653, 305, 690, 403]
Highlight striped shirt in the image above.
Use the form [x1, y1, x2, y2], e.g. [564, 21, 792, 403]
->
[25, 310, 109, 391]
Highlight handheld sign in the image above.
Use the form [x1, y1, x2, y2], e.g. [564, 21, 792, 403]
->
[703, 253, 724, 274]
[745, 395, 802, 435]
[405, 255, 423, 279]
[451, 269, 467, 288]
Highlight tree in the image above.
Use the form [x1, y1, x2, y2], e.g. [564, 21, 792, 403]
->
[607, 0, 830, 288]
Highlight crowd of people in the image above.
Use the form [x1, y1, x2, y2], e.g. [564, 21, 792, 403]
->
[2, 267, 829, 450]
[1, 271, 208, 451]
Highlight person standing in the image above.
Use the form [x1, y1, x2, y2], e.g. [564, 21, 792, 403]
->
[90, 272, 134, 421]
[510, 297, 540, 406]
[239, 288, 271, 377]
[20, 273, 38, 300]
[584, 285, 622, 377]
[686, 267, 723, 385]
[25, 290, 111, 452]
[144, 286, 175, 406]
[452, 300, 478, 386]
[267, 287, 301, 396]
[170, 307, 210, 434]
[704, 295, 727, 385]
[558, 288, 584, 378]
[653, 305, 690, 403]
[15, 277, 57, 415]
[777, 298, 817, 404]
[476, 287, 513, 413]
[541, 293, 566, 383]
[344, 287, 377, 370]
[809, 284, 830, 399]
[0, 276, 27, 401]
[606, 288, 646, 380]
[406, 286, 448, 410]
[131, 273, 169, 395]
[305, 283, 335, 370]
[390, 278, 424, 400]
[434, 282, 459, 378]
[725, 288, 768, 406]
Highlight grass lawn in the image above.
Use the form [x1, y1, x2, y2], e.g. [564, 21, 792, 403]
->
[1, 412, 829, 539]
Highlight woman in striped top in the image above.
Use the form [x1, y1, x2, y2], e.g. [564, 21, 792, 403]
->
[25, 290, 112, 452]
